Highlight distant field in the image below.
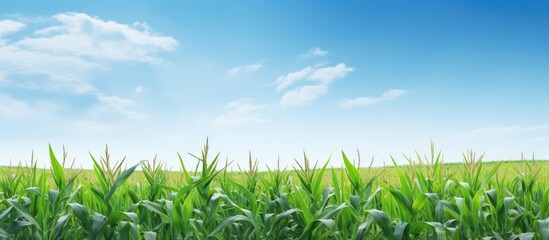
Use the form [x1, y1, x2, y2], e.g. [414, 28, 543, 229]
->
[3, 156, 548, 187]
[1, 144, 549, 239]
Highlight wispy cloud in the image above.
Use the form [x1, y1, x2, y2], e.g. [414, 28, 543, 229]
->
[0, 95, 34, 118]
[275, 66, 314, 91]
[275, 63, 353, 91]
[94, 94, 146, 120]
[300, 47, 328, 58]
[280, 85, 328, 107]
[213, 99, 267, 126]
[458, 123, 549, 138]
[276, 63, 353, 106]
[0, 94, 58, 118]
[0, 45, 100, 93]
[0, 19, 26, 37]
[308, 63, 353, 85]
[339, 89, 407, 109]
[17, 12, 177, 63]
[227, 63, 262, 75]
[0, 12, 176, 119]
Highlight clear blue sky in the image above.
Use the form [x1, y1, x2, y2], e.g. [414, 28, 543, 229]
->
[1, 1, 549, 169]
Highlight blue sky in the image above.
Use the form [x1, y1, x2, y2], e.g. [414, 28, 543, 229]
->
[1, 1, 549, 169]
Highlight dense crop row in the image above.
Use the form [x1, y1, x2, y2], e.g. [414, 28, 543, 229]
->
[1, 142, 549, 239]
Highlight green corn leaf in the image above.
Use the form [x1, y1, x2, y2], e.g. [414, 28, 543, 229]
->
[104, 163, 139, 204]
[0, 206, 13, 221]
[321, 187, 335, 209]
[342, 151, 361, 193]
[367, 209, 394, 239]
[331, 168, 343, 203]
[441, 200, 460, 220]
[109, 212, 139, 224]
[393, 221, 409, 240]
[0, 229, 8, 239]
[119, 221, 131, 240]
[483, 233, 503, 240]
[158, 183, 179, 192]
[411, 193, 430, 215]
[391, 156, 413, 199]
[144, 231, 157, 240]
[409, 221, 428, 236]
[314, 218, 336, 230]
[486, 189, 497, 207]
[274, 209, 300, 225]
[510, 233, 535, 240]
[53, 214, 70, 240]
[538, 217, 549, 240]
[49, 145, 65, 189]
[6, 199, 41, 231]
[312, 156, 331, 198]
[177, 152, 193, 184]
[388, 188, 412, 215]
[300, 218, 337, 239]
[209, 215, 249, 236]
[140, 201, 171, 222]
[424, 222, 447, 240]
[6, 220, 33, 235]
[69, 203, 91, 230]
[48, 189, 59, 210]
[91, 213, 107, 240]
[118, 221, 139, 240]
[356, 217, 374, 240]
[540, 188, 549, 219]
[479, 161, 503, 190]
[264, 213, 274, 230]
[90, 153, 109, 193]
[26, 187, 42, 196]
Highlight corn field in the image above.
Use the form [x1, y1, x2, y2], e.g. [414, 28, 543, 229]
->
[1, 142, 549, 240]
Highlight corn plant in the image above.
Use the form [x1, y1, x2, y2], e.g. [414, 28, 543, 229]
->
[1, 141, 549, 239]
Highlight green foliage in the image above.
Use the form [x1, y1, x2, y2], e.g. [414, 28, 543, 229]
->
[0, 142, 548, 239]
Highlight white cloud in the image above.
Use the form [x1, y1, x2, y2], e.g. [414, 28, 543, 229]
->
[213, 99, 267, 126]
[0, 20, 25, 37]
[0, 95, 33, 118]
[300, 47, 328, 57]
[94, 94, 145, 119]
[275, 66, 314, 91]
[16, 13, 177, 63]
[0, 45, 100, 93]
[280, 85, 328, 107]
[275, 63, 352, 91]
[227, 63, 262, 75]
[0, 94, 59, 118]
[0, 13, 175, 120]
[134, 85, 145, 95]
[276, 63, 354, 106]
[458, 124, 549, 138]
[0, 45, 99, 74]
[340, 89, 407, 109]
[308, 63, 354, 85]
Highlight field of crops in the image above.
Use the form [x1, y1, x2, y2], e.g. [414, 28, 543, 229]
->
[2, 143, 549, 239]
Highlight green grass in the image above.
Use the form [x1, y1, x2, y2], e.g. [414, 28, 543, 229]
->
[1, 142, 549, 239]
